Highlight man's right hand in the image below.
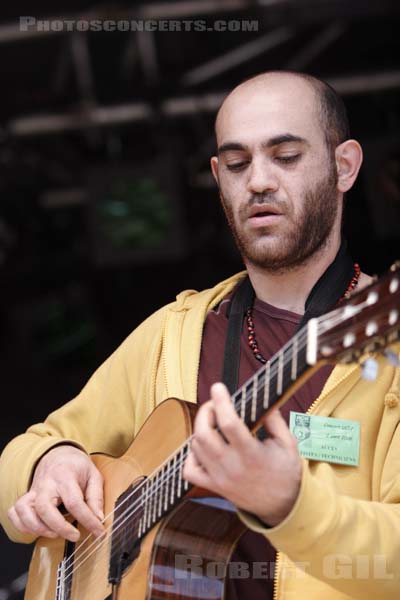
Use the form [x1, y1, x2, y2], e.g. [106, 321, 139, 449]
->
[7, 446, 105, 542]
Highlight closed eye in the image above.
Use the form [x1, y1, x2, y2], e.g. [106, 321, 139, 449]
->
[226, 162, 249, 172]
[275, 154, 301, 164]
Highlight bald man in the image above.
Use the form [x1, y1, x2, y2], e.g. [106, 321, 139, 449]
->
[1, 72, 399, 600]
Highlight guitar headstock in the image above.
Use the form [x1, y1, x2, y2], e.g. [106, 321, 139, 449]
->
[315, 262, 400, 364]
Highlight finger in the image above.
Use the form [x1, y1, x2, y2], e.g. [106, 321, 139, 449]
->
[192, 402, 226, 463]
[61, 482, 105, 538]
[84, 468, 105, 521]
[194, 400, 222, 445]
[34, 492, 82, 542]
[211, 382, 253, 448]
[195, 399, 217, 431]
[262, 409, 297, 449]
[35, 482, 103, 541]
[183, 451, 212, 490]
[11, 502, 57, 538]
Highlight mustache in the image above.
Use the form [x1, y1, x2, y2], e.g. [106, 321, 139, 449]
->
[249, 192, 282, 205]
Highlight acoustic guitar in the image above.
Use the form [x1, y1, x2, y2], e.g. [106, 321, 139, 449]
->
[25, 264, 400, 600]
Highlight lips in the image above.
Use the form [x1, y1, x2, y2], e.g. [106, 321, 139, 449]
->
[245, 205, 284, 229]
[247, 205, 283, 218]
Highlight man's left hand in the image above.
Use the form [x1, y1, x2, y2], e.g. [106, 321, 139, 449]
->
[183, 382, 302, 527]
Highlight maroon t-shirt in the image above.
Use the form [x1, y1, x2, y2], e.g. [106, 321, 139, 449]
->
[198, 290, 333, 599]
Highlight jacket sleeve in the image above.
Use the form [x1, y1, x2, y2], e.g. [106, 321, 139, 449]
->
[0, 305, 168, 543]
[239, 361, 400, 600]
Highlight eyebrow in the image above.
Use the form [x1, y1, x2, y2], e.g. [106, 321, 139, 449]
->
[217, 134, 308, 155]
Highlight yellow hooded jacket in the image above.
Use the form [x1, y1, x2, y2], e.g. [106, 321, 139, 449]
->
[0, 272, 399, 599]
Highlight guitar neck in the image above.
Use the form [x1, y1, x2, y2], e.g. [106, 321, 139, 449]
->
[230, 324, 312, 430]
[131, 322, 318, 544]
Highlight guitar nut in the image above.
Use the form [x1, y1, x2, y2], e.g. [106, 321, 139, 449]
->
[384, 393, 400, 408]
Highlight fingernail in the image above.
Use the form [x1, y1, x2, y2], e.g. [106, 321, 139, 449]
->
[69, 531, 80, 542]
[95, 527, 105, 538]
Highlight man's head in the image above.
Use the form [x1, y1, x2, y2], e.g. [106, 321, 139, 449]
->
[211, 71, 363, 273]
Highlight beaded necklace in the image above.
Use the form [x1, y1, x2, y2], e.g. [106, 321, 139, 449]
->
[246, 263, 361, 365]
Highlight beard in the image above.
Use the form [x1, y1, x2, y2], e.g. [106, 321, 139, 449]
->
[220, 163, 339, 273]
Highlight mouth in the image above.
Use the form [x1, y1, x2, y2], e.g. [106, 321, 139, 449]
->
[248, 206, 283, 218]
[247, 206, 284, 227]
[251, 210, 280, 217]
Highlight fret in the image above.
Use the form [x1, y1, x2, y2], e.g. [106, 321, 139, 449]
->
[148, 480, 154, 529]
[157, 467, 164, 517]
[177, 447, 183, 498]
[183, 445, 189, 490]
[171, 453, 177, 504]
[143, 479, 149, 532]
[152, 475, 158, 524]
[263, 361, 270, 408]
[251, 376, 258, 422]
[277, 350, 283, 395]
[164, 462, 170, 511]
[240, 390, 246, 421]
[291, 334, 298, 380]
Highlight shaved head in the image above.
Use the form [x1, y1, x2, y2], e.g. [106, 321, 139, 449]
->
[215, 71, 349, 155]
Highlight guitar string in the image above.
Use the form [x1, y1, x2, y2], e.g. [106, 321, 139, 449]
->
[63, 294, 385, 586]
[50, 285, 391, 584]
[63, 318, 339, 585]
[61, 326, 312, 583]
[50, 280, 398, 592]
[71, 293, 388, 585]
[62, 340, 312, 585]
[63, 325, 310, 575]
[64, 304, 369, 584]
[70, 303, 359, 564]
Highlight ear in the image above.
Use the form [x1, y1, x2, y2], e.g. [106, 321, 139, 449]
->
[335, 139, 363, 193]
[210, 156, 219, 185]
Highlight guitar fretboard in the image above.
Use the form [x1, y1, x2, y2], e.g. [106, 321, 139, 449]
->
[112, 326, 311, 548]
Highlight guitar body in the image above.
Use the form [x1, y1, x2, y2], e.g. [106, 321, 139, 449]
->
[25, 398, 246, 600]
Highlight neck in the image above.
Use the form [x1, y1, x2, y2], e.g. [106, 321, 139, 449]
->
[246, 236, 342, 314]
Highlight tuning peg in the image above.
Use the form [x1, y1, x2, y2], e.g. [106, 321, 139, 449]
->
[361, 357, 379, 381]
[384, 349, 400, 368]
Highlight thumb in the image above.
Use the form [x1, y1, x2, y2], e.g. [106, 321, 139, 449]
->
[85, 467, 104, 521]
[261, 409, 294, 447]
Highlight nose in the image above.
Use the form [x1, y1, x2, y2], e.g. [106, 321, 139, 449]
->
[247, 156, 279, 195]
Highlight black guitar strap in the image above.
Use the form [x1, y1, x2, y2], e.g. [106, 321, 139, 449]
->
[221, 240, 355, 395]
[221, 276, 255, 395]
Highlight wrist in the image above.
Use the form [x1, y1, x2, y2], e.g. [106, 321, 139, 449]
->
[256, 468, 302, 527]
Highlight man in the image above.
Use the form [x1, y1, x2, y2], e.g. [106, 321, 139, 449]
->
[0, 71, 399, 599]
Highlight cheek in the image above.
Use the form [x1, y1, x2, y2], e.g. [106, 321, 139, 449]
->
[219, 176, 245, 208]
[219, 173, 242, 197]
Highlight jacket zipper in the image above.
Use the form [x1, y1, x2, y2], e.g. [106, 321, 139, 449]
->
[273, 550, 282, 600]
[272, 363, 359, 599]
[161, 314, 170, 401]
